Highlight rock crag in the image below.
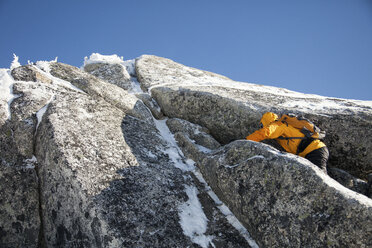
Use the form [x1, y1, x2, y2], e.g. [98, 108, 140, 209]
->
[1, 54, 371, 247]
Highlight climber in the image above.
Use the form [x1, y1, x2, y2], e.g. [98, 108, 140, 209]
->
[246, 112, 329, 173]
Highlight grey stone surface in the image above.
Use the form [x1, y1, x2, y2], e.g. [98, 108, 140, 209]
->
[173, 132, 207, 164]
[167, 118, 221, 150]
[35, 92, 135, 247]
[11, 65, 53, 84]
[136, 93, 164, 119]
[84, 62, 132, 90]
[10, 82, 53, 158]
[136, 55, 372, 180]
[33, 90, 249, 247]
[195, 140, 372, 247]
[135, 55, 231, 92]
[368, 173, 372, 198]
[328, 167, 369, 196]
[2, 54, 372, 248]
[0, 166, 40, 248]
[50, 62, 153, 124]
[0, 60, 251, 247]
[0, 64, 89, 247]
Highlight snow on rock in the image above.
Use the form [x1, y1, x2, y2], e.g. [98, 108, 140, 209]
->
[10, 54, 21, 70]
[193, 170, 259, 248]
[2, 54, 257, 247]
[0, 69, 18, 121]
[83, 53, 134, 77]
[35, 57, 58, 73]
[35, 95, 54, 131]
[178, 185, 214, 248]
[83, 53, 142, 93]
[6, 53, 372, 247]
[83, 53, 125, 66]
[23, 155, 38, 169]
[153, 118, 194, 171]
[34, 61, 85, 93]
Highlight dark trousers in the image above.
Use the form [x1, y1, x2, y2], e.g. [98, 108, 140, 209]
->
[305, 146, 329, 173]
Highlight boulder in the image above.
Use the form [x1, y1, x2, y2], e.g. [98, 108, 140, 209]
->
[166, 118, 221, 150]
[11, 65, 53, 84]
[135, 55, 231, 92]
[83, 62, 132, 90]
[195, 140, 372, 247]
[136, 55, 372, 180]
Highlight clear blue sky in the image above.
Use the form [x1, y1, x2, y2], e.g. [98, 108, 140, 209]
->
[1, 0, 371, 100]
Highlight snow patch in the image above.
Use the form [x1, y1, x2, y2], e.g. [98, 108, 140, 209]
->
[83, 53, 124, 66]
[36, 95, 54, 131]
[193, 170, 259, 247]
[10, 54, 21, 70]
[83, 53, 140, 92]
[0, 69, 20, 120]
[279, 98, 371, 113]
[23, 156, 37, 169]
[33, 62, 85, 94]
[178, 185, 214, 248]
[146, 149, 157, 159]
[153, 118, 194, 171]
[83, 53, 135, 76]
[196, 144, 212, 153]
[35, 58, 57, 74]
[128, 77, 143, 94]
[122, 59, 136, 76]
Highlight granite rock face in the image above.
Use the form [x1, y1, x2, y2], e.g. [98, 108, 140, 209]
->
[11, 65, 53, 84]
[136, 55, 372, 180]
[0, 65, 78, 247]
[1, 62, 252, 247]
[84, 62, 132, 90]
[135, 55, 231, 92]
[1, 55, 372, 248]
[193, 140, 372, 247]
[0, 166, 40, 248]
[166, 118, 221, 151]
[167, 116, 372, 247]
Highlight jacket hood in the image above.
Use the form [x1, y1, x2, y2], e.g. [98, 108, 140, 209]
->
[260, 112, 278, 127]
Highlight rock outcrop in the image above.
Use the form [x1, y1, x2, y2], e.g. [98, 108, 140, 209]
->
[83, 62, 132, 90]
[184, 139, 372, 247]
[1, 54, 372, 247]
[1, 61, 252, 247]
[137, 55, 372, 181]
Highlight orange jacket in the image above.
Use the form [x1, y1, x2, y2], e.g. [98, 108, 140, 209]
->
[246, 121, 326, 157]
